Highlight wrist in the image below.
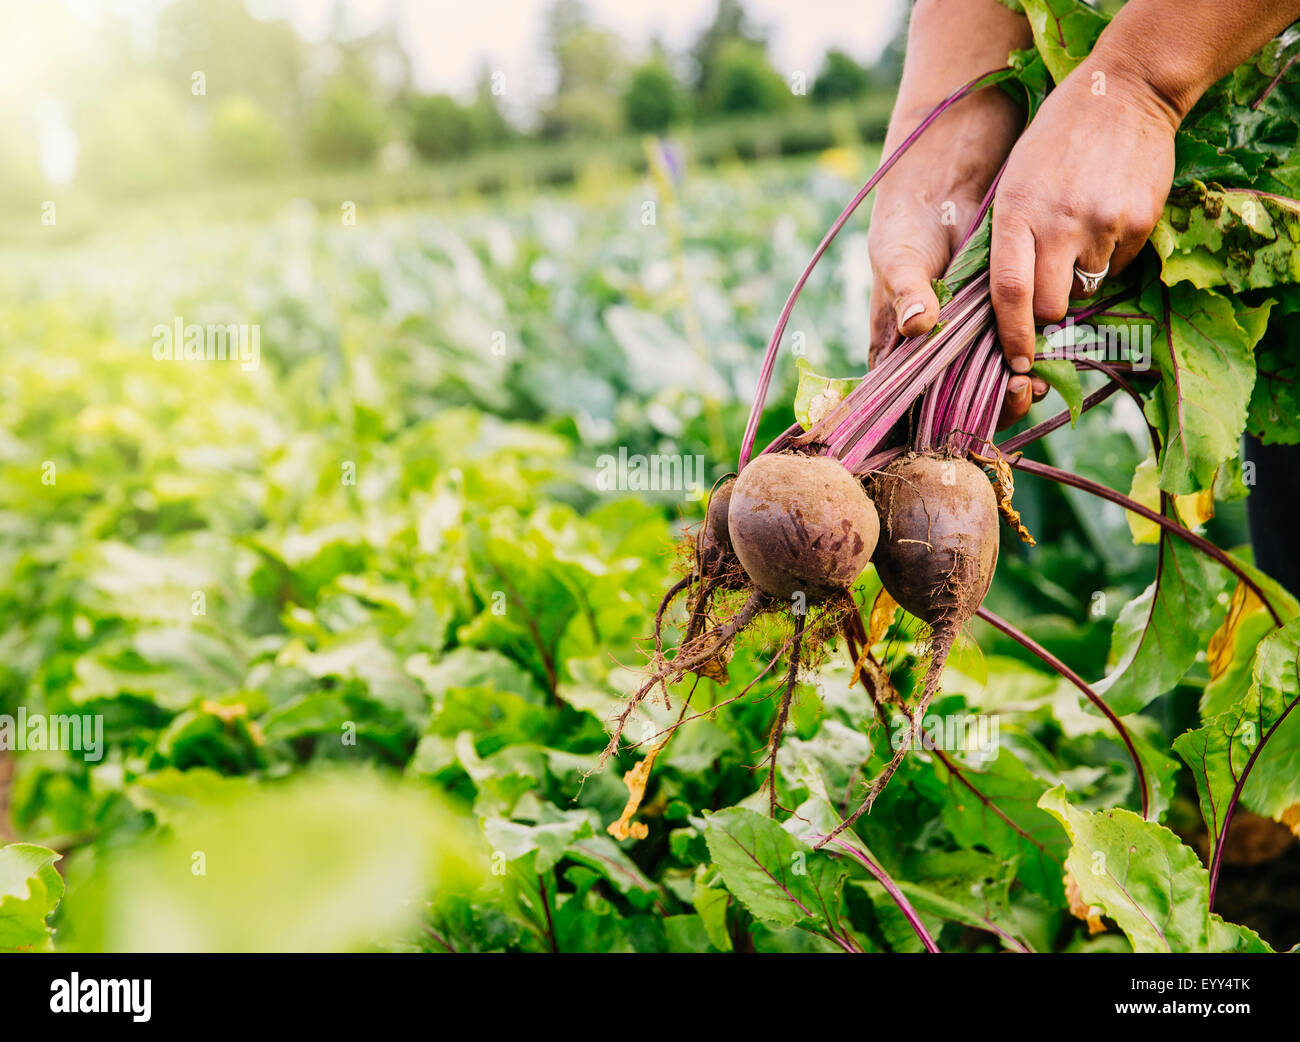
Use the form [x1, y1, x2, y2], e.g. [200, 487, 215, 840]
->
[884, 80, 1022, 156]
[1087, 15, 1206, 128]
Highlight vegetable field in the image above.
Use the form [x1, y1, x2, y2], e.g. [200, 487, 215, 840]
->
[2, 115, 1300, 951]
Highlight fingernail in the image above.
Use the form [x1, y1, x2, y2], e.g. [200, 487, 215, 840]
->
[897, 300, 925, 326]
[1009, 376, 1028, 394]
[1010, 355, 1032, 374]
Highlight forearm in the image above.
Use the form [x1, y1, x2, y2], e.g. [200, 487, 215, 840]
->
[880, 0, 1031, 196]
[868, 0, 1034, 358]
[892, 0, 1031, 118]
[1090, 0, 1300, 124]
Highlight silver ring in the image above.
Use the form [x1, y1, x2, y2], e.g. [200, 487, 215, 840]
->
[1073, 261, 1110, 296]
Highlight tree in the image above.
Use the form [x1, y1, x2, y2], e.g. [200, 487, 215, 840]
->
[689, 0, 767, 94]
[706, 40, 790, 116]
[209, 96, 285, 175]
[408, 94, 478, 161]
[623, 57, 687, 133]
[539, 0, 625, 138]
[306, 76, 386, 165]
[76, 78, 199, 196]
[811, 50, 869, 105]
[869, 12, 909, 89]
[155, 0, 304, 124]
[468, 65, 511, 146]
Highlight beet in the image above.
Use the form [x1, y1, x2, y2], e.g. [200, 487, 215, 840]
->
[870, 453, 999, 627]
[863, 452, 1000, 807]
[727, 452, 878, 602]
[698, 476, 735, 577]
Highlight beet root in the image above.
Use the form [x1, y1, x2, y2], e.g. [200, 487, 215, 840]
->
[870, 453, 999, 628]
[697, 476, 735, 578]
[857, 452, 1000, 813]
[728, 452, 878, 603]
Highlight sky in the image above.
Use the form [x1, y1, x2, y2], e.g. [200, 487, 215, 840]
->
[26, 0, 907, 181]
[256, 0, 908, 100]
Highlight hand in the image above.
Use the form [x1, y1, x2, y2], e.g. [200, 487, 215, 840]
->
[868, 87, 1022, 369]
[990, 58, 1179, 426]
[868, 87, 1057, 426]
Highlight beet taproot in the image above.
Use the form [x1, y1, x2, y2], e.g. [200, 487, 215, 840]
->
[697, 476, 735, 577]
[727, 452, 878, 602]
[856, 452, 1000, 811]
[870, 453, 999, 626]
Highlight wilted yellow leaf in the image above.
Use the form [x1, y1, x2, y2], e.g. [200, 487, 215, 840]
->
[1065, 871, 1106, 935]
[608, 736, 670, 842]
[972, 451, 1034, 545]
[1176, 487, 1216, 529]
[1127, 456, 1215, 544]
[867, 586, 899, 647]
[1207, 581, 1263, 683]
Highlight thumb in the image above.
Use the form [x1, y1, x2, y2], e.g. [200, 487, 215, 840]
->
[887, 263, 942, 339]
[869, 217, 951, 361]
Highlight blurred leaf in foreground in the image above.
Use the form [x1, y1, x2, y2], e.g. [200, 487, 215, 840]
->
[61, 769, 481, 952]
[0, 843, 65, 952]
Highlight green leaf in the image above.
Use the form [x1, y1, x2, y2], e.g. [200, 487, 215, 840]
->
[567, 835, 659, 900]
[425, 685, 552, 752]
[1143, 281, 1269, 495]
[460, 517, 582, 696]
[940, 206, 992, 298]
[427, 891, 532, 953]
[895, 850, 1034, 952]
[1052, 687, 1183, 820]
[406, 647, 546, 706]
[931, 278, 953, 309]
[1151, 183, 1300, 292]
[60, 770, 479, 952]
[0, 844, 64, 952]
[1039, 787, 1233, 953]
[1210, 916, 1272, 953]
[1004, 48, 1050, 118]
[1172, 130, 1253, 190]
[693, 871, 733, 952]
[1201, 554, 1299, 718]
[703, 807, 850, 937]
[1175, 618, 1300, 862]
[125, 767, 257, 825]
[1019, 0, 1109, 85]
[1176, 46, 1300, 194]
[1031, 358, 1083, 422]
[793, 357, 861, 432]
[1092, 513, 1219, 715]
[482, 806, 595, 875]
[935, 748, 1069, 903]
[1248, 293, 1300, 444]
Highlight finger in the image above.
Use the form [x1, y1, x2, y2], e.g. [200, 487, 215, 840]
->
[869, 292, 898, 368]
[887, 262, 942, 338]
[868, 205, 952, 358]
[989, 212, 1037, 377]
[869, 250, 943, 363]
[1035, 234, 1076, 321]
[1108, 224, 1152, 275]
[997, 374, 1033, 430]
[1070, 237, 1116, 300]
[1030, 375, 1049, 400]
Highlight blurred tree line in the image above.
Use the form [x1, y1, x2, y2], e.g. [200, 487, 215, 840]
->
[21, 0, 904, 201]
[538, 0, 902, 138]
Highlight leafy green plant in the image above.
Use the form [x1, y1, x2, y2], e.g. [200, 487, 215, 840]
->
[591, 0, 1300, 954]
[0, 844, 64, 952]
[5, 3, 1300, 953]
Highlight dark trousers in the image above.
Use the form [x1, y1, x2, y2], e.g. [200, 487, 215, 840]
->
[1244, 435, 1300, 599]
